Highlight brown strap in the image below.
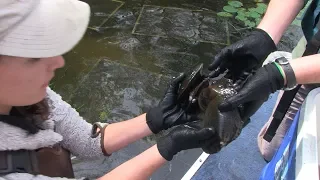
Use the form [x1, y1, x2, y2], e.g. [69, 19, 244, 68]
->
[91, 122, 110, 156]
[36, 145, 74, 178]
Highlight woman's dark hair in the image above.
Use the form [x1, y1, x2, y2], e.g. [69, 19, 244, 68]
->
[10, 99, 50, 134]
[15, 99, 50, 120]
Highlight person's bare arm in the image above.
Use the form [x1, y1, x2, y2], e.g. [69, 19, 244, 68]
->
[290, 54, 320, 84]
[98, 145, 166, 180]
[99, 124, 216, 180]
[257, 0, 305, 44]
[103, 113, 152, 154]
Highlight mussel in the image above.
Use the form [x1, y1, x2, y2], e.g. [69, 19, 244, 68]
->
[178, 63, 244, 154]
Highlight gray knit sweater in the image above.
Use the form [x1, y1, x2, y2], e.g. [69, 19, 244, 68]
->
[0, 87, 107, 180]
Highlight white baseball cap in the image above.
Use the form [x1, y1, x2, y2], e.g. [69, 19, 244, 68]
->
[0, 0, 90, 58]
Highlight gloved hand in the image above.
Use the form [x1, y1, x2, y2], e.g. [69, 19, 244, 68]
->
[157, 122, 218, 161]
[218, 62, 285, 114]
[146, 73, 197, 134]
[208, 29, 277, 82]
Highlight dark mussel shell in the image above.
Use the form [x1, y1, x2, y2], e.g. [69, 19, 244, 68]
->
[177, 63, 244, 154]
[178, 63, 204, 103]
[198, 77, 243, 154]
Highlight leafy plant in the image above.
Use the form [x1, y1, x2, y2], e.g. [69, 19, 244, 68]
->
[217, 12, 233, 17]
[99, 111, 109, 120]
[223, 5, 238, 13]
[249, 11, 260, 18]
[228, 1, 243, 8]
[253, 7, 264, 14]
[245, 20, 256, 28]
[235, 15, 247, 21]
[257, 3, 267, 9]
[217, 1, 268, 28]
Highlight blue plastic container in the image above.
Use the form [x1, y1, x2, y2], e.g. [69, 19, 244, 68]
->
[259, 110, 299, 180]
[260, 88, 320, 180]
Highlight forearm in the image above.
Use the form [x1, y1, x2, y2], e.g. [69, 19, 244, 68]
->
[98, 145, 166, 180]
[257, 0, 304, 44]
[291, 54, 320, 84]
[103, 113, 152, 154]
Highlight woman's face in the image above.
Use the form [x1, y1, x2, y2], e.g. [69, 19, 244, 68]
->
[0, 55, 65, 107]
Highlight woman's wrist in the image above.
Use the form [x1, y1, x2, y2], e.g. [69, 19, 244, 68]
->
[273, 62, 287, 86]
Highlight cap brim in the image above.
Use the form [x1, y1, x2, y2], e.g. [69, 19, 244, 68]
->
[0, 0, 90, 58]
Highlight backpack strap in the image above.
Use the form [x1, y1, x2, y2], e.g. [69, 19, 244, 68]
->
[0, 150, 39, 175]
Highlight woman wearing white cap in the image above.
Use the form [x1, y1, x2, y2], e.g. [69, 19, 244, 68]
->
[0, 0, 217, 179]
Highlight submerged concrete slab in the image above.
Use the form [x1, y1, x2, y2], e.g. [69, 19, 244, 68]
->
[68, 59, 204, 179]
[132, 5, 230, 45]
[68, 59, 169, 124]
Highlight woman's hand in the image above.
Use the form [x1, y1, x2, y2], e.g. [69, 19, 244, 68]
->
[208, 29, 277, 83]
[157, 122, 218, 161]
[146, 73, 197, 134]
[98, 123, 218, 180]
[219, 62, 285, 114]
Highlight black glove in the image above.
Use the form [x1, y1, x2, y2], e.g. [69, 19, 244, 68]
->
[157, 123, 218, 161]
[219, 63, 284, 113]
[208, 29, 277, 82]
[146, 73, 197, 134]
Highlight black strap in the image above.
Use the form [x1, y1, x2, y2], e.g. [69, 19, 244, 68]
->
[0, 150, 39, 175]
[263, 20, 320, 142]
[0, 115, 41, 175]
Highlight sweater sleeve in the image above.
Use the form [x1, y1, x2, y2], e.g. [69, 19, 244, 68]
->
[0, 173, 90, 180]
[45, 87, 108, 160]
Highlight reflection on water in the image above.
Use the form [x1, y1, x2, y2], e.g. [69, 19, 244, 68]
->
[50, 0, 302, 179]
[51, 0, 256, 120]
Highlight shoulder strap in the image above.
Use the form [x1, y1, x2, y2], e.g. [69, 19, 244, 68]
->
[0, 150, 39, 175]
[263, 20, 320, 142]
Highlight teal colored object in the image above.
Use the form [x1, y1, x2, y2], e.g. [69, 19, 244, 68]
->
[301, 0, 320, 42]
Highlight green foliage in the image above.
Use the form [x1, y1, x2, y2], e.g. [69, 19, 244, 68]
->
[248, 8, 256, 12]
[255, 17, 262, 25]
[235, 15, 247, 21]
[255, 3, 267, 14]
[228, 1, 243, 8]
[249, 11, 260, 18]
[223, 5, 238, 13]
[99, 111, 109, 120]
[217, 12, 233, 17]
[257, 3, 267, 9]
[245, 20, 255, 28]
[217, 1, 268, 28]
[254, 7, 264, 14]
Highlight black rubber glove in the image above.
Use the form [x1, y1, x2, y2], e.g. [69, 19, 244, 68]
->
[208, 29, 277, 82]
[146, 73, 197, 134]
[219, 63, 284, 113]
[157, 123, 218, 161]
